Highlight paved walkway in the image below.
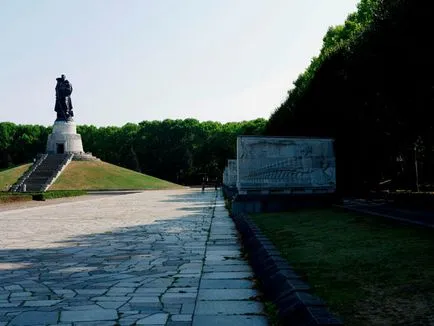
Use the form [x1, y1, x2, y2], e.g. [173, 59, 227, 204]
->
[0, 189, 268, 326]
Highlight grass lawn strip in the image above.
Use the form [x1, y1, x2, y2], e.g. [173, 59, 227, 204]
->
[251, 208, 434, 326]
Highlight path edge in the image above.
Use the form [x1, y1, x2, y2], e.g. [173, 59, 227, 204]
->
[230, 212, 344, 326]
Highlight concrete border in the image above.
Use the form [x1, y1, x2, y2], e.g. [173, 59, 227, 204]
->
[231, 212, 343, 325]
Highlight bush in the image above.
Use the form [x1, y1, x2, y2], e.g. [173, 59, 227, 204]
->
[31, 190, 87, 201]
[32, 193, 45, 201]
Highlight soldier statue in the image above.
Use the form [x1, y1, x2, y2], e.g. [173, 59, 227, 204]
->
[54, 74, 74, 121]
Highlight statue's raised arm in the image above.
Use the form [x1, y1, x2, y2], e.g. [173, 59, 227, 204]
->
[54, 74, 74, 121]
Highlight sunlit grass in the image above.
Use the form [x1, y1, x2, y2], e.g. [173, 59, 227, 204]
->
[50, 160, 183, 190]
[0, 164, 31, 191]
[251, 208, 434, 326]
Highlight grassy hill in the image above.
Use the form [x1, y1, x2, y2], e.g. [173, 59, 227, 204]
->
[49, 160, 183, 190]
[0, 164, 31, 191]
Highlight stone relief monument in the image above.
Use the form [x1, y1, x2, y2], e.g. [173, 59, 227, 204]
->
[226, 159, 237, 187]
[46, 74, 84, 155]
[223, 160, 237, 187]
[236, 136, 336, 194]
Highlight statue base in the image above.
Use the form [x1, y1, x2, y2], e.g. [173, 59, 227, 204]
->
[46, 120, 84, 154]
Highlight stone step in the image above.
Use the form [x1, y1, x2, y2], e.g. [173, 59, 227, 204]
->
[28, 170, 57, 175]
[18, 154, 71, 192]
[25, 185, 45, 192]
[27, 171, 54, 176]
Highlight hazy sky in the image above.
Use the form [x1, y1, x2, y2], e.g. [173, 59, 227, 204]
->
[0, 0, 359, 127]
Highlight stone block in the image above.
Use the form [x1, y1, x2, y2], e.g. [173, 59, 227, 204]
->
[192, 315, 268, 326]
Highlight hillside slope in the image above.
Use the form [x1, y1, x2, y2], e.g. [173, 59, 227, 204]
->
[0, 164, 32, 191]
[50, 160, 183, 190]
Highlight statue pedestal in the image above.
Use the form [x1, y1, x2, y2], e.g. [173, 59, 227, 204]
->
[46, 120, 84, 154]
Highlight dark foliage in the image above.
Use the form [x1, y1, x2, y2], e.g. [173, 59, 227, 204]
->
[267, 0, 434, 194]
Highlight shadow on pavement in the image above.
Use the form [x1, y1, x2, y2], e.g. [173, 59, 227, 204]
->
[0, 190, 218, 325]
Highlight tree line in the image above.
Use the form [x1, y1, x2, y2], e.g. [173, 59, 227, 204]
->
[0, 119, 266, 185]
[266, 0, 434, 194]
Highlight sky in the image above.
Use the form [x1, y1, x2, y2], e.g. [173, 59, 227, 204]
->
[0, 0, 360, 127]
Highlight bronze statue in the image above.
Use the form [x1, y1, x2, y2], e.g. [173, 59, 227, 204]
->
[54, 74, 74, 121]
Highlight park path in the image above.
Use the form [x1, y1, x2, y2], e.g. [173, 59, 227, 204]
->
[0, 189, 268, 326]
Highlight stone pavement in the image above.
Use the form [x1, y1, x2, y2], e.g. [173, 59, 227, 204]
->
[0, 189, 268, 326]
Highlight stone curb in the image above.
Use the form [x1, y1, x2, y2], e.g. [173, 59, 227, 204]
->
[231, 212, 343, 326]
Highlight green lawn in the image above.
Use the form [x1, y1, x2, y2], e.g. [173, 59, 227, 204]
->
[50, 160, 183, 190]
[251, 208, 434, 326]
[0, 164, 31, 191]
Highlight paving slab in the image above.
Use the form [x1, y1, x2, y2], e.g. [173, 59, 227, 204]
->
[199, 279, 254, 289]
[74, 322, 116, 326]
[195, 301, 264, 315]
[23, 300, 62, 307]
[193, 315, 269, 326]
[171, 314, 192, 321]
[0, 189, 267, 325]
[10, 311, 58, 325]
[202, 264, 252, 272]
[136, 312, 169, 325]
[198, 289, 259, 301]
[60, 309, 118, 322]
[202, 272, 253, 279]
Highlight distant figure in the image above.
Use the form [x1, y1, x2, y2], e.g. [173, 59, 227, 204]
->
[54, 74, 74, 121]
[202, 176, 206, 191]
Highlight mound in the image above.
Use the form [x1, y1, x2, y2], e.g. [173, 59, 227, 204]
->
[49, 160, 183, 190]
[0, 164, 32, 191]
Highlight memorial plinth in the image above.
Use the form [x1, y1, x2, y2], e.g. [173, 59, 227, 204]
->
[46, 120, 84, 154]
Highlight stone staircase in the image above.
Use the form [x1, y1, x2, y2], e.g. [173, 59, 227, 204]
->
[9, 154, 47, 192]
[10, 153, 73, 192]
